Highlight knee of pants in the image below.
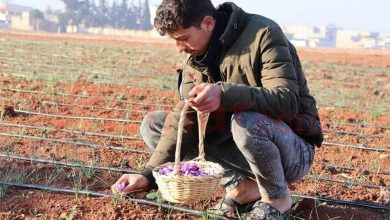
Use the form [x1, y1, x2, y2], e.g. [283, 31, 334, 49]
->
[231, 111, 274, 150]
[139, 111, 167, 149]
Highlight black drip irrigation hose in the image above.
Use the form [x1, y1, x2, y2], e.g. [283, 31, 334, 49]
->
[307, 175, 390, 190]
[3, 151, 388, 193]
[0, 181, 388, 217]
[322, 141, 390, 152]
[1, 73, 169, 92]
[0, 87, 172, 108]
[0, 182, 230, 220]
[0, 122, 140, 140]
[2, 94, 389, 130]
[290, 193, 390, 211]
[14, 109, 143, 124]
[317, 104, 390, 115]
[0, 132, 150, 154]
[0, 131, 387, 155]
[323, 129, 390, 139]
[41, 101, 149, 113]
[324, 163, 390, 175]
[324, 121, 390, 130]
[0, 152, 141, 174]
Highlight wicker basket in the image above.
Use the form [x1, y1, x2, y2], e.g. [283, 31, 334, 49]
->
[152, 101, 224, 203]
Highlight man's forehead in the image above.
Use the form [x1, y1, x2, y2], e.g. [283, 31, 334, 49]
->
[170, 28, 187, 39]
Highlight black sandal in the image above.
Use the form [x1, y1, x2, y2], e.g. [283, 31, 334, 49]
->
[243, 200, 291, 220]
[208, 197, 255, 219]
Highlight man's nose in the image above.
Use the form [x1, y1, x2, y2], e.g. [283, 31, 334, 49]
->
[175, 41, 186, 53]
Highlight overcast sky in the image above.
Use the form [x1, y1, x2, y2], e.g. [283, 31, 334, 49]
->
[6, 0, 390, 34]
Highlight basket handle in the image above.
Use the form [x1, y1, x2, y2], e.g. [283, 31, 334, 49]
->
[197, 111, 210, 160]
[174, 100, 209, 175]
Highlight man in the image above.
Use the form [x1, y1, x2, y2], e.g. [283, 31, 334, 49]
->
[113, 0, 323, 219]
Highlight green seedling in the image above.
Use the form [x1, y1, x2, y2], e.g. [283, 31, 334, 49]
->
[135, 155, 146, 170]
[66, 169, 84, 200]
[146, 190, 163, 212]
[29, 209, 48, 220]
[60, 205, 78, 220]
[44, 167, 63, 185]
[112, 193, 122, 206]
[81, 165, 97, 179]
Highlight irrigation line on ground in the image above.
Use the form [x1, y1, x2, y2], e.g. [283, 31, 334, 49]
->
[317, 105, 389, 115]
[307, 175, 390, 190]
[0, 70, 172, 90]
[6, 151, 387, 192]
[15, 109, 142, 123]
[0, 131, 387, 154]
[0, 122, 140, 140]
[41, 101, 149, 114]
[3, 105, 389, 142]
[0, 132, 150, 154]
[323, 163, 390, 175]
[0, 152, 142, 174]
[3, 96, 388, 131]
[1, 182, 388, 215]
[0, 87, 172, 108]
[322, 141, 390, 152]
[323, 129, 390, 139]
[290, 193, 390, 211]
[3, 100, 389, 132]
[324, 122, 390, 130]
[0, 182, 228, 219]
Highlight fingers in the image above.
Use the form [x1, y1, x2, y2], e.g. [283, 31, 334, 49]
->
[189, 90, 208, 106]
[188, 83, 222, 113]
[112, 174, 139, 195]
[112, 174, 130, 195]
[112, 174, 149, 196]
[115, 174, 129, 185]
[188, 83, 209, 105]
[188, 83, 207, 98]
[190, 100, 216, 113]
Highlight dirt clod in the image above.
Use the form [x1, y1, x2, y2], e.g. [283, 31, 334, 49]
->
[1, 105, 17, 118]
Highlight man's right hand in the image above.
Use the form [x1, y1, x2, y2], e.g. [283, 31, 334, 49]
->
[111, 174, 150, 196]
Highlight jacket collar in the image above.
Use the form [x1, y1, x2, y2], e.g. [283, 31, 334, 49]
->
[217, 2, 247, 50]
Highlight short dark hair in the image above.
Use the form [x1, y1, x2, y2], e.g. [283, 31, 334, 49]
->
[154, 0, 217, 36]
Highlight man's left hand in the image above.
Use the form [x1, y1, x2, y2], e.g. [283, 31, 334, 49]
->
[188, 83, 222, 113]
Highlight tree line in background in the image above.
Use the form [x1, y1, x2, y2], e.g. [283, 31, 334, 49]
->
[56, 0, 152, 31]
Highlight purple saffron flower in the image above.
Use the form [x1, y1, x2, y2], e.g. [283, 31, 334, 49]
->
[116, 182, 126, 191]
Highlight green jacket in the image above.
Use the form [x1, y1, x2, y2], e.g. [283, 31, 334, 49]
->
[143, 3, 322, 179]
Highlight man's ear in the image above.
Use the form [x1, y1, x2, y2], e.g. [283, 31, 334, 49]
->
[200, 16, 215, 32]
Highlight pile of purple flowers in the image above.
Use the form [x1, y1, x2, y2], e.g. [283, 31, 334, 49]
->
[158, 162, 209, 177]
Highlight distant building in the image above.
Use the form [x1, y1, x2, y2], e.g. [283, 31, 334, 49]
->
[11, 11, 32, 31]
[0, 4, 6, 28]
[378, 35, 390, 49]
[283, 24, 385, 49]
[283, 24, 339, 48]
[336, 30, 380, 49]
[0, 2, 32, 29]
[0, 2, 59, 32]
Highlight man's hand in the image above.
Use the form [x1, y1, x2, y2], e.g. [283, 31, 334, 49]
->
[188, 83, 222, 113]
[111, 174, 150, 197]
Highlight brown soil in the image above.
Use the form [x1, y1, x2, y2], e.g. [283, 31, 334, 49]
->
[0, 30, 389, 220]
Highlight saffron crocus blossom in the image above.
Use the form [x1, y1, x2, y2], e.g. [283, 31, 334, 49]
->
[158, 162, 209, 176]
[116, 182, 126, 191]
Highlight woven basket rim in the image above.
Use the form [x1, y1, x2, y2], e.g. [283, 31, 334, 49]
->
[152, 160, 224, 180]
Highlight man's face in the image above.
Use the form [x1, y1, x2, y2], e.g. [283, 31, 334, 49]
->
[169, 16, 215, 56]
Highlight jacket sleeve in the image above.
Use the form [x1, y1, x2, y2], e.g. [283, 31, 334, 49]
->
[219, 27, 300, 120]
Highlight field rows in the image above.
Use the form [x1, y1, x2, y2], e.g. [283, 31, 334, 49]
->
[0, 31, 389, 219]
